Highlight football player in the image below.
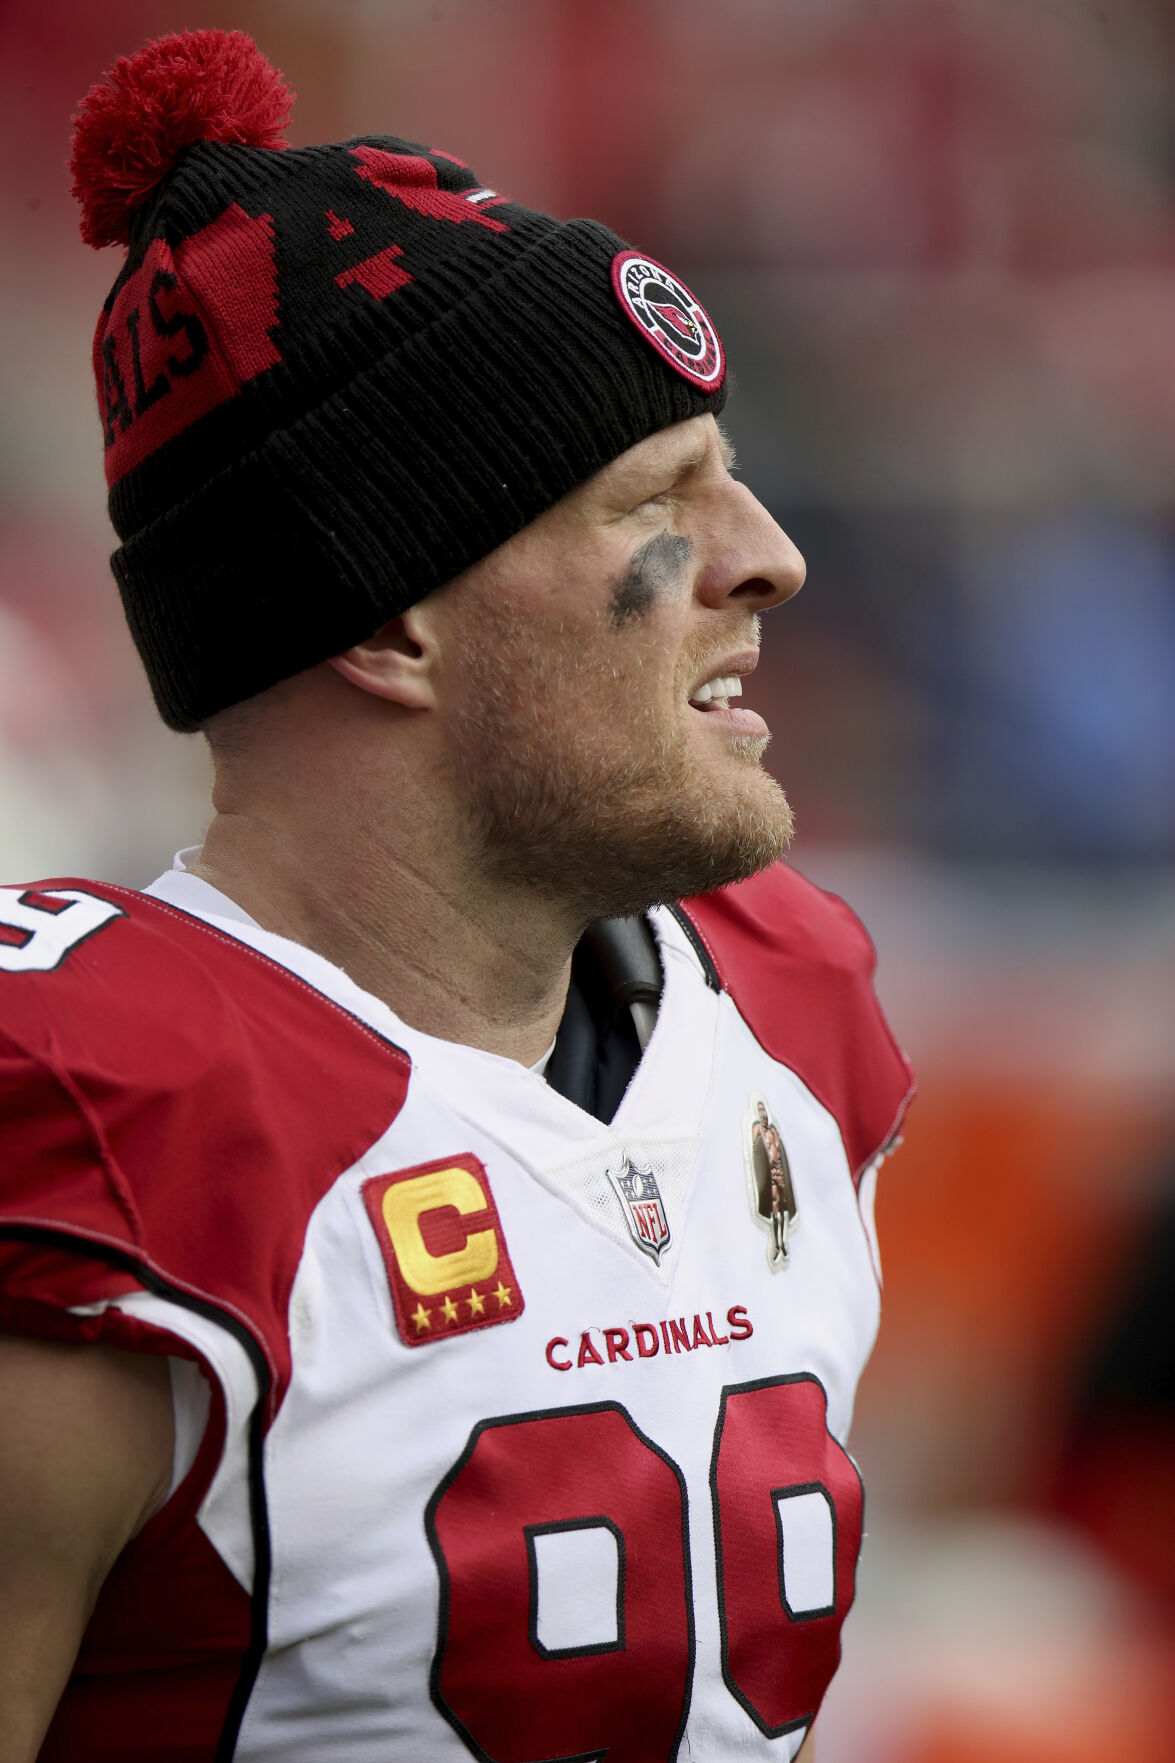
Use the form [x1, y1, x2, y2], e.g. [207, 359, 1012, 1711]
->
[0, 29, 913, 1763]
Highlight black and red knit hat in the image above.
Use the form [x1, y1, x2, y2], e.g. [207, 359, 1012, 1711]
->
[70, 30, 728, 730]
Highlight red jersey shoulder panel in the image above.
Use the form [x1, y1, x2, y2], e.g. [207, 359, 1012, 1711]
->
[0, 879, 410, 1403]
[679, 863, 914, 1185]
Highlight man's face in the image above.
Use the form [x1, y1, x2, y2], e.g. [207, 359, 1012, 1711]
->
[437, 414, 806, 919]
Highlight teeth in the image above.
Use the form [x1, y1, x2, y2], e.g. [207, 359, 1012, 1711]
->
[690, 675, 743, 706]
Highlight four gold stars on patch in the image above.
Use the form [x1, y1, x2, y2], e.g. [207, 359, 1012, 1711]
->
[411, 1282, 514, 1333]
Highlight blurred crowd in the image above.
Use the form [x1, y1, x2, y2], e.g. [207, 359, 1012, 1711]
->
[1, 2, 1172, 1757]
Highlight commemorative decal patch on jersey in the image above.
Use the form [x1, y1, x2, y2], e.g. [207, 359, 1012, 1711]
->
[362, 1154, 523, 1348]
[610, 250, 725, 391]
[743, 1092, 799, 1267]
[607, 1152, 671, 1265]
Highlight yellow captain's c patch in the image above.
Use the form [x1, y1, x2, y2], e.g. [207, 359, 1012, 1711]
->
[379, 1165, 499, 1295]
[362, 1153, 523, 1347]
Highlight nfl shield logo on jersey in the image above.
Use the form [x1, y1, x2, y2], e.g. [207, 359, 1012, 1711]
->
[608, 1153, 671, 1265]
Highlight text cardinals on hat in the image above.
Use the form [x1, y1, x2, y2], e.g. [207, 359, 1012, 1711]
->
[70, 30, 727, 730]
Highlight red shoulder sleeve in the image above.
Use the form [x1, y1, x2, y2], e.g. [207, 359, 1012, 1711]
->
[0, 880, 414, 1757]
[679, 864, 915, 1186]
[0, 880, 410, 1404]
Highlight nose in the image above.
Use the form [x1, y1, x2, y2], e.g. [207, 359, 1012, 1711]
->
[693, 481, 806, 611]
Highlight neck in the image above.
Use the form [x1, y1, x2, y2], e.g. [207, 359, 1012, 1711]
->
[192, 811, 575, 1065]
[191, 696, 578, 1067]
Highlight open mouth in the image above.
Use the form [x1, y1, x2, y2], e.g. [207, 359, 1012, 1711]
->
[688, 674, 744, 712]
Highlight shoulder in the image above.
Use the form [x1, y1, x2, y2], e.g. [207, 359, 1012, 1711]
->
[680, 860, 880, 985]
[0, 876, 404, 1076]
[0, 878, 409, 1305]
[677, 863, 915, 1182]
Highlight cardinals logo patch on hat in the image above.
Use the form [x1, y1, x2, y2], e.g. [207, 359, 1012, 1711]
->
[611, 250, 725, 391]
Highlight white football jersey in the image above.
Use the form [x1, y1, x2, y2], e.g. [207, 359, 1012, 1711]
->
[0, 858, 912, 1761]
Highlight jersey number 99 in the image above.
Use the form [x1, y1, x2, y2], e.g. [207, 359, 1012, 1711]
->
[426, 1373, 862, 1761]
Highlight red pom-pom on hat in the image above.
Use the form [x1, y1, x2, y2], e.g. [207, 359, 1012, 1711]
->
[70, 29, 294, 249]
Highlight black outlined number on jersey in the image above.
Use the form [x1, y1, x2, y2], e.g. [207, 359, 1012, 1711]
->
[0, 888, 124, 974]
[426, 1378, 860, 1761]
[427, 1403, 693, 1763]
[711, 1374, 863, 1737]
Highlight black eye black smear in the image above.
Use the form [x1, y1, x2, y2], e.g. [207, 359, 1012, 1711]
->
[609, 531, 693, 627]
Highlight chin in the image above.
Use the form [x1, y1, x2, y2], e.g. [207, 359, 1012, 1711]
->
[459, 696, 794, 915]
[569, 778, 796, 919]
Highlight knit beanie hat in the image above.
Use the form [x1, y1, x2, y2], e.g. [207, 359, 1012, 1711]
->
[70, 30, 728, 731]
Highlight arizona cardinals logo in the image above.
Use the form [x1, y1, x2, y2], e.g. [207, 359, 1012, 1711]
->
[611, 250, 725, 391]
[649, 298, 699, 344]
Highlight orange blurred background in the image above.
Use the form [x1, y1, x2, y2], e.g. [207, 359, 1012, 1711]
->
[2, 2, 1173, 1756]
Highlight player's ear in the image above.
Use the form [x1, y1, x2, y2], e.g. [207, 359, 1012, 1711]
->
[328, 605, 441, 710]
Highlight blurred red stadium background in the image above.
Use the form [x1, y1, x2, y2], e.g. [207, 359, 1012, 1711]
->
[2, 2, 1172, 1756]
